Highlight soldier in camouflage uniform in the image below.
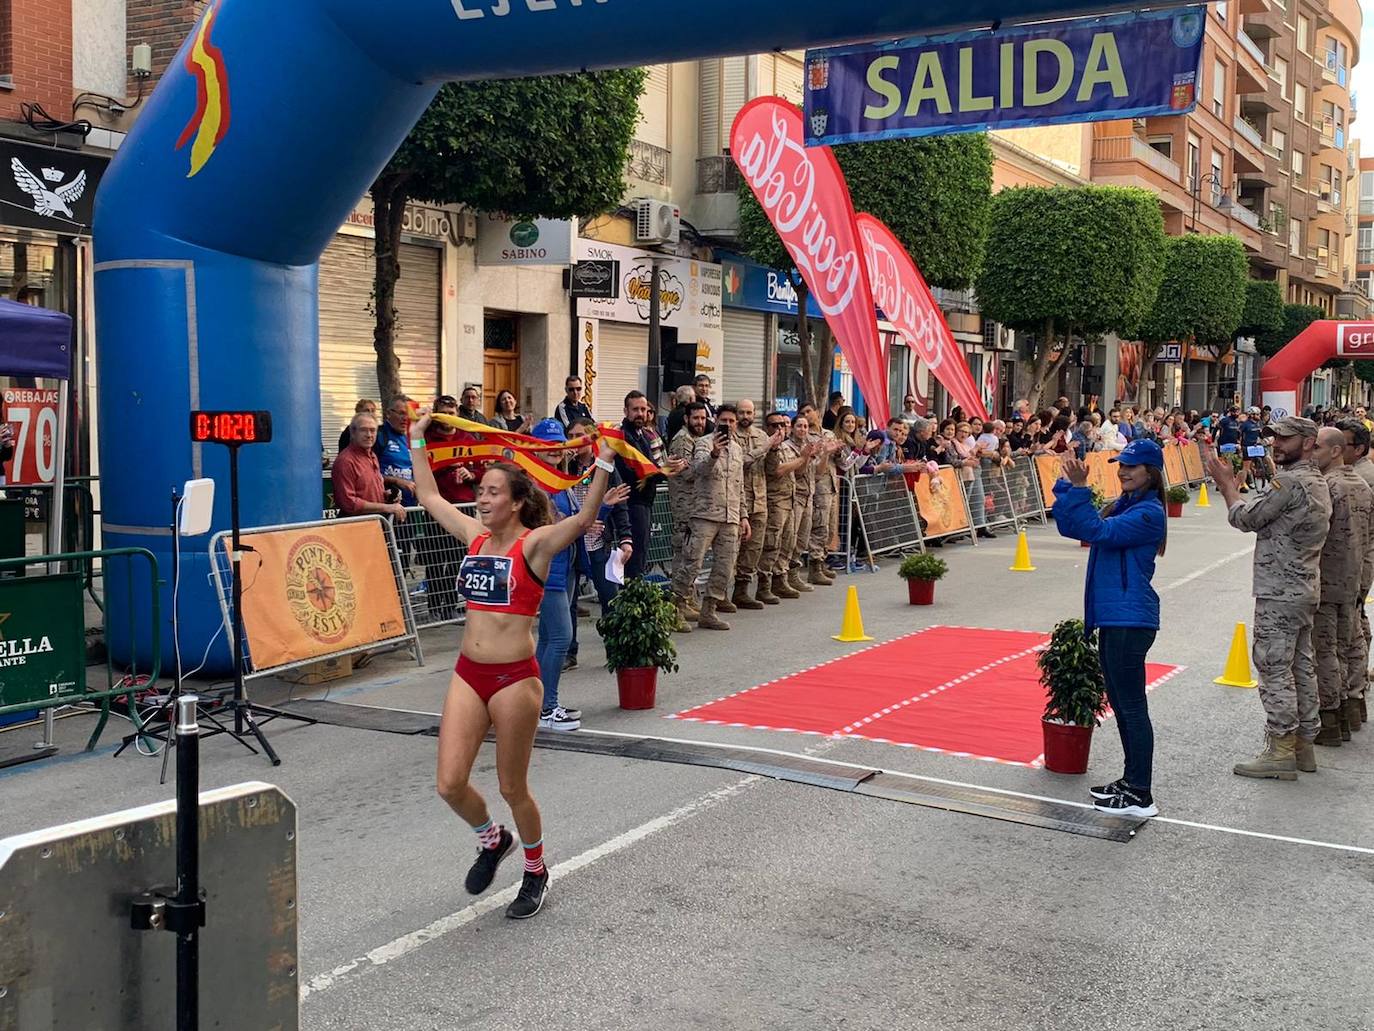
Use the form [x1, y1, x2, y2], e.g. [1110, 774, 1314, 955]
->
[1337, 418, 1374, 727]
[798, 401, 839, 587]
[785, 413, 818, 596]
[1311, 426, 1373, 745]
[675, 404, 749, 631]
[732, 400, 784, 609]
[1207, 416, 1331, 781]
[667, 402, 709, 629]
[763, 414, 816, 601]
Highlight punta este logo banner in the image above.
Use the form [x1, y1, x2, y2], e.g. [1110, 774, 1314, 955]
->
[730, 98, 888, 418]
[804, 6, 1205, 145]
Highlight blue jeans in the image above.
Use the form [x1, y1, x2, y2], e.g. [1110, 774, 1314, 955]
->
[536, 589, 572, 712]
[568, 546, 622, 658]
[1097, 626, 1158, 791]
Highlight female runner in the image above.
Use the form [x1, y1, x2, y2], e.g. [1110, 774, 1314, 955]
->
[409, 409, 629, 919]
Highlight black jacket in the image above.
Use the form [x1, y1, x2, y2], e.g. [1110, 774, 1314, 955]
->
[617, 419, 664, 507]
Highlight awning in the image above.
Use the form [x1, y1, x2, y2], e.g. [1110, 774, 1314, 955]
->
[0, 298, 72, 380]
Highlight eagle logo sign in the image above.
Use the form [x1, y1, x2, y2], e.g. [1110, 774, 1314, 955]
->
[11, 159, 86, 219]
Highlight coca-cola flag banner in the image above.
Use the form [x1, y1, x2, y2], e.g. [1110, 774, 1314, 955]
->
[855, 213, 987, 421]
[803, 6, 1205, 146]
[730, 98, 888, 418]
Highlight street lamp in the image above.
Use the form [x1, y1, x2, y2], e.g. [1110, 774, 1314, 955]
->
[1188, 172, 1224, 233]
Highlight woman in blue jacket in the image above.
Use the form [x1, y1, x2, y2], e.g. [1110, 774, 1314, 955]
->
[1052, 439, 1168, 818]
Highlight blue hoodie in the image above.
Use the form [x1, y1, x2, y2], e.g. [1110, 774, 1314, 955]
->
[1052, 481, 1166, 632]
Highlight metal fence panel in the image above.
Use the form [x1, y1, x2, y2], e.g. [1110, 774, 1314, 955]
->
[401, 502, 476, 631]
[845, 473, 924, 562]
[646, 483, 675, 572]
[973, 462, 1021, 532]
[1003, 456, 1047, 524]
[209, 514, 423, 682]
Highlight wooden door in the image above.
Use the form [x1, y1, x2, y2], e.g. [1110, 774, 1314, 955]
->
[482, 314, 521, 419]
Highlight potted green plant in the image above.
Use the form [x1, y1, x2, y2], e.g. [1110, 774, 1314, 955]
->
[595, 578, 680, 709]
[898, 552, 948, 606]
[1165, 485, 1190, 518]
[1037, 619, 1108, 775]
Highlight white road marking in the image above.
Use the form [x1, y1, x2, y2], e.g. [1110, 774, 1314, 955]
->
[1161, 546, 1252, 592]
[299, 776, 756, 1000]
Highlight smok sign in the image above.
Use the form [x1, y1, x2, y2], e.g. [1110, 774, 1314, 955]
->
[1336, 323, 1374, 356]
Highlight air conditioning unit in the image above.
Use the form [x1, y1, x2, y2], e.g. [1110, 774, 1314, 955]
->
[634, 199, 680, 247]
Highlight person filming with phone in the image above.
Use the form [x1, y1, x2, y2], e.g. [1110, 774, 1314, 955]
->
[1052, 439, 1168, 818]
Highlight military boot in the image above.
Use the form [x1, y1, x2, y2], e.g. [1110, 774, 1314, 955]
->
[732, 580, 764, 611]
[788, 566, 814, 593]
[772, 572, 800, 600]
[684, 598, 701, 622]
[1344, 696, 1363, 732]
[1315, 709, 1343, 746]
[754, 576, 781, 605]
[1295, 736, 1318, 773]
[1232, 733, 1298, 781]
[715, 595, 737, 614]
[808, 559, 833, 586]
[1340, 710, 1352, 741]
[671, 596, 693, 633]
[820, 560, 837, 582]
[696, 598, 731, 631]
[1360, 695, 1368, 723]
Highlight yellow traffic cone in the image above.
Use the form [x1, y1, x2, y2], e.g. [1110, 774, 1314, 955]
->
[1009, 530, 1036, 572]
[1197, 483, 1211, 508]
[1214, 622, 1258, 688]
[832, 586, 874, 642]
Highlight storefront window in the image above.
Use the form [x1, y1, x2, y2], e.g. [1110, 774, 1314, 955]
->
[774, 317, 833, 415]
[0, 239, 58, 305]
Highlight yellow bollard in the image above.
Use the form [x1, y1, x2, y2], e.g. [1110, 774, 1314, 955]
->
[1009, 530, 1036, 572]
[1214, 622, 1258, 688]
[832, 586, 874, 642]
[1197, 483, 1211, 508]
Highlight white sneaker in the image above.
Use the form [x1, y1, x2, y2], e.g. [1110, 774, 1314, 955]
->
[539, 707, 581, 732]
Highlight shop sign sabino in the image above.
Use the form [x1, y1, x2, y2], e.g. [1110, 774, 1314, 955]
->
[0, 139, 107, 236]
[803, 6, 1205, 145]
[476, 212, 574, 265]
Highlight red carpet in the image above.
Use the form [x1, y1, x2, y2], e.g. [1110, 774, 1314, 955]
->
[670, 626, 1182, 766]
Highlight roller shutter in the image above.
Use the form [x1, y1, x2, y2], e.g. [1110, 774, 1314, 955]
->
[699, 56, 748, 158]
[637, 64, 671, 150]
[722, 309, 766, 406]
[593, 322, 647, 422]
[318, 235, 441, 454]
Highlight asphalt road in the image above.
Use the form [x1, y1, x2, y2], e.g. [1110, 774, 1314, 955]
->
[2, 500, 1372, 1030]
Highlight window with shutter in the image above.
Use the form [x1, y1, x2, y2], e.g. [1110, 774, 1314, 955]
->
[774, 54, 804, 104]
[699, 59, 722, 157]
[636, 64, 670, 150]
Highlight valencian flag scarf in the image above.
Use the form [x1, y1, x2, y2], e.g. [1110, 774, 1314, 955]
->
[424, 414, 659, 493]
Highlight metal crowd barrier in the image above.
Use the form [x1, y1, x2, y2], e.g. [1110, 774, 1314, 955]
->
[972, 461, 1022, 533]
[1002, 455, 1048, 525]
[400, 502, 477, 630]
[841, 472, 925, 567]
[0, 547, 161, 752]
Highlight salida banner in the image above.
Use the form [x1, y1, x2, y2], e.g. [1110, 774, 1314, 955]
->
[803, 6, 1205, 145]
[730, 98, 888, 417]
[855, 213, 987, 421]
[230, 519, 407, 671]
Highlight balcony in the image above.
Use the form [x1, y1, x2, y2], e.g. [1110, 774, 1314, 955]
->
[1232, 116, 1266, 171]
[1230, 201, 1263, 231]
[627, 139, 671, 187]
[1234, 32, 1269, 93]
[1318, 117, 1336, 148]
[1322, 51, 1339, 85]
[1241, 6, 1284, 39]
[696, 156, 741, 195]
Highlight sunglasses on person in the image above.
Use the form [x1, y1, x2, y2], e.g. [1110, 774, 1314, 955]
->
[766, 420, 789, 430]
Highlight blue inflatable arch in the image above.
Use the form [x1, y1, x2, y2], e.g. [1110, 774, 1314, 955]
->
[94, 0, 1189, 667]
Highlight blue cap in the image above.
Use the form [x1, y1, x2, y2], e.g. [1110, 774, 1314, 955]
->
[530, 418, 567, 443]
[1110, 439, 1164, 468]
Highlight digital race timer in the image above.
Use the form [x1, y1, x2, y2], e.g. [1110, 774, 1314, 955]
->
[189, 410, 273, 445]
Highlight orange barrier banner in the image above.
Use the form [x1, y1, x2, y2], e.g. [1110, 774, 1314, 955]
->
[913, 468, 971, 538]
[1162, 442, 1187, 488]
[1181, 441, 1204, 482]
[229, 519, 407, 670]
[1085, 452, 1122, 499]
[1033, 454, 1062, 511]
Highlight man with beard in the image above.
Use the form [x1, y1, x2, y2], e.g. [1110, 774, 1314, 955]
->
[733, 399, 785, 608]
[616, 390, 687, 581]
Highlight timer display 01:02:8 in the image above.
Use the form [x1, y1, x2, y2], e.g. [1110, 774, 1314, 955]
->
[189, 410, 273, 444]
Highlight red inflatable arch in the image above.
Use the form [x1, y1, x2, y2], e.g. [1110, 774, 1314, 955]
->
[1260, 320, 1374, 417]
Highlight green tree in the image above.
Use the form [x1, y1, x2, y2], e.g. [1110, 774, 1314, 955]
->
[1255, 302, 1325, 358]
[1135, 234, 1248, 405]
[370, 71, 645, 401]
[1238, 279, 1284, 338]
[736, 133, 993, 409]
[976, 185, 1166, 409]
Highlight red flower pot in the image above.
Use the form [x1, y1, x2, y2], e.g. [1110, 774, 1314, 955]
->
[1166, 501, 1184, 518]
[907, 578, 936, 605]
[1041, 719, 1095, 774]
[616, 667, 658, 710]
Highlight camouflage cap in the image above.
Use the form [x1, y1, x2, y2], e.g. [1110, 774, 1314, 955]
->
[1264, 416, 1318, 438]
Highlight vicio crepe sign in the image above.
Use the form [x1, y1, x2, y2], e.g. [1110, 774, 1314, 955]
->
[803, 6, 1205, 145]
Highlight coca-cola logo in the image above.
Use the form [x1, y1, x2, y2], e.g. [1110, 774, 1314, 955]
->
[859, 222, 944, 372]
[731, 105, 862, 319]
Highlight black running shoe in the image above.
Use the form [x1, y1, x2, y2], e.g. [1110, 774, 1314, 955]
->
[506, 869, 549, 919]
[464, 827, 515, 895]
[1089, 778, 1127, 801]
[1093, 785, 1158, 818]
